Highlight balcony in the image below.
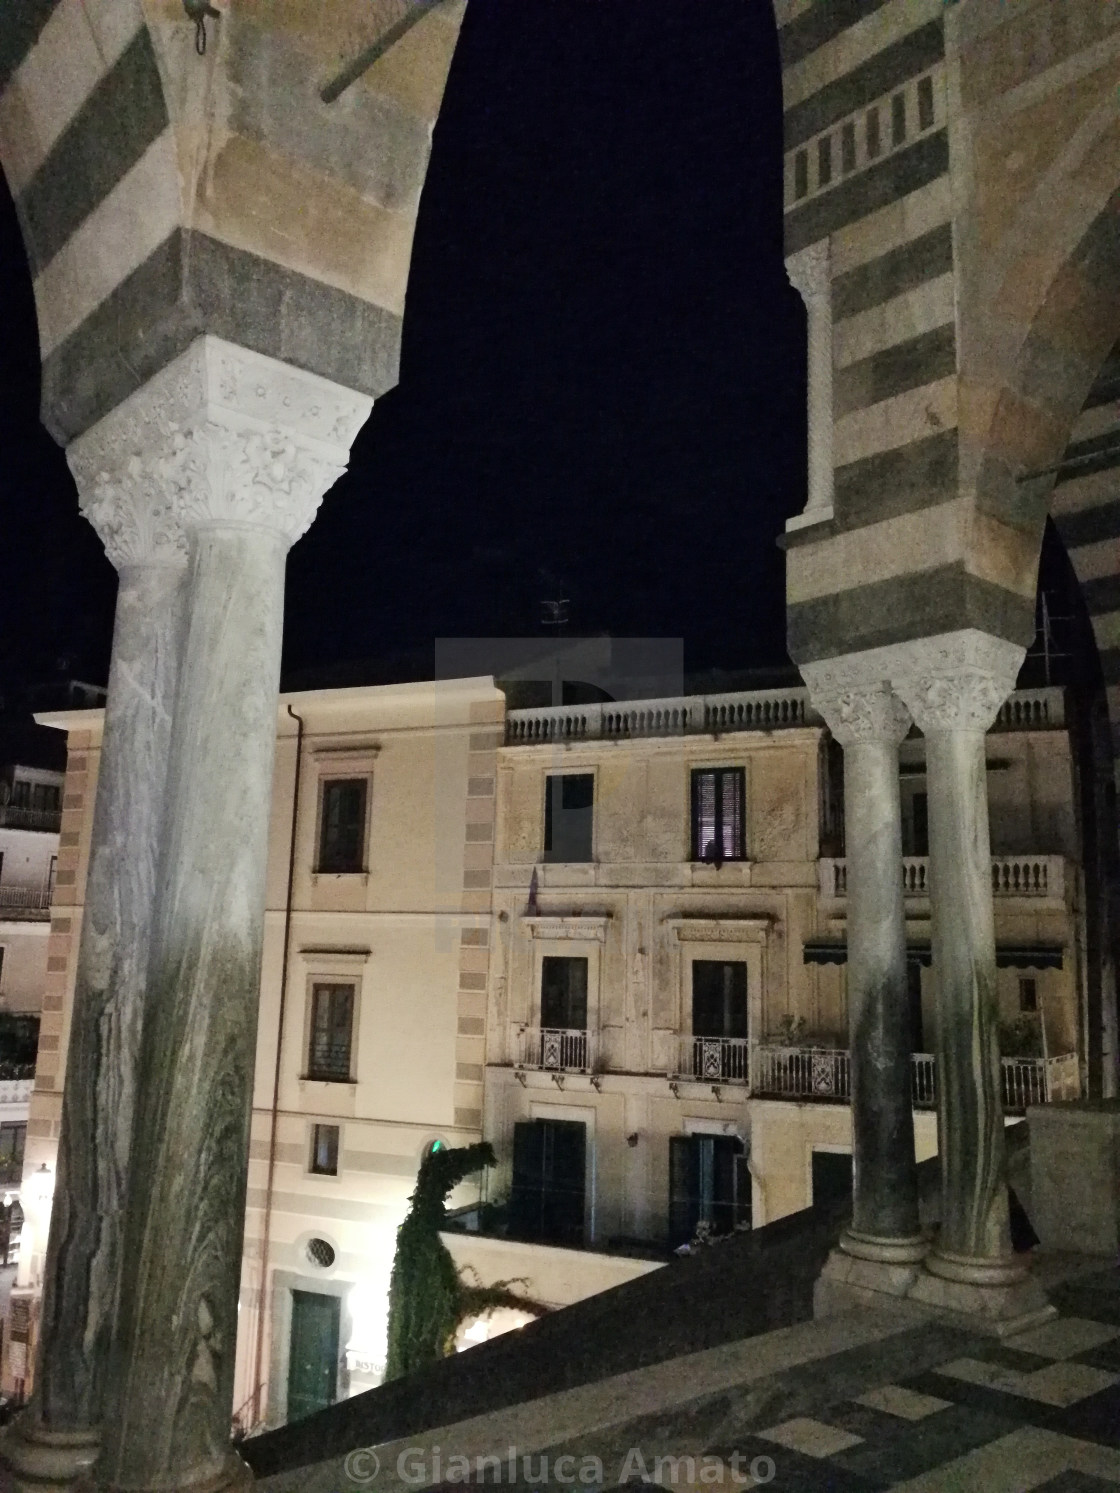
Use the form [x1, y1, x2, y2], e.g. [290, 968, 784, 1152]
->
[675, 1035, 750, 1084]
[0, 804, 62, 833]
[516, 1026, 594, 1073]
[0, 884, 53, 920]
[819, 855, 1067, 902]
[752, 1042, 1080, 1114]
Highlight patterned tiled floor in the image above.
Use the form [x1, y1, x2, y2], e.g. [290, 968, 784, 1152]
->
[684, 1266, 1120, 1492]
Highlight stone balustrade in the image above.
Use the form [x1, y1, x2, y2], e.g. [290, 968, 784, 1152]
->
[820, 854, 1066, 900]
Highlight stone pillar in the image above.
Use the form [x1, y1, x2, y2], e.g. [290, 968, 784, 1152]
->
[84, 336, 371, 1493]
[895, 631, 1052, 1330]
[786, 239, 833, 531]
[804, 672, 925, 1311]
[0, 448, 188, 1488]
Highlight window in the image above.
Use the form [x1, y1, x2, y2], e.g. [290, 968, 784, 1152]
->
[669, 1134, 749, 1247]
[544, 774, 594, 862]
[310, 1123, 339, 1176]
[691, 768, 746, 863]
[866, 106, 881, 159]
[0, 946, 5, 992]
[539, 957, 589, 1068]
[317, 779, 368, 873]
[917, 75, 935, 131]
[47, 857, 57, 904]
[509, 1118, 586, 1247]
[690, 962, 748, 1080]
[891, 92, 907, 146]
[841, 121, 857, 174]
[0, 1122, 25, 1185]
[907, 791, 929, 857]
[817, 134, 832, 188]
[1019, 978, 1038, 1014]
[794, 149, 809, 199]
[307, 984, 355, 1082]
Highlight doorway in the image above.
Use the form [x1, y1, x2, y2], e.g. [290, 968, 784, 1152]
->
[286, 1290, 341, 1424]
[668, 1133, 749, 1247]
[508, 1118, 586, 1247]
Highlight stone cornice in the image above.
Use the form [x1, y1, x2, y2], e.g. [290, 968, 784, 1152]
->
[67, 336, 373, 559]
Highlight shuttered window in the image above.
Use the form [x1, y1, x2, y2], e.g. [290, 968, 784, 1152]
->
[307, 984, 355, 1082]
[318, 779, 368, 873]
[690, 768, 746, 863]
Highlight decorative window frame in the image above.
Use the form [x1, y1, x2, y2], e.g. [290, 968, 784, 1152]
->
[521, 914, 609, 1043]
[664, 917, 770, 1043]
[307, 1120, 343, 1180]
[541, 766, 598, 865]
[310, 741, 380, 882]
[298, 947, 370, 1086]
[528, 1099, 598, 1245]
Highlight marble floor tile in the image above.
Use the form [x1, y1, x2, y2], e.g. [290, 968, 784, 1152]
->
[855, 1385, 953, 1421]
[884, 1425, 1120, 1491]
[935, 1356, 1117, 1408]
[1010, 1320, 1120, 1362]
[756, 1416, 864, 1458]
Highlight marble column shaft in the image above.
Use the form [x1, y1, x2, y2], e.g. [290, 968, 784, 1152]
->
[0, 430, 189, 1493]
[84, 336, 371, 1493]
[896, 637, 1025, 1276]
[809, 679, 921, 1252]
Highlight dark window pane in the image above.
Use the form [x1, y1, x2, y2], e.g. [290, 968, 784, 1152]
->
[891, 92, 907, 146]
[817, 134, 832, 187]
[308, 984, 354, 1081]
[794, 149, 809, 199]
[917, 75, 935, 130]
[509, 1119, 585, 1246]
[669, 1134, 745, 1246]
[544, 774, 593, 862]
[912, 792, 929, 856]
[319, 779, 367, 873]
[866, 107, 881, 159]
[1019, 978, 1038, 1013]
[311, 1123, 339, 1175]
[691, 962, 747, 1039]
[841, 121, 857, 173]
[541, 956, 588, 1031]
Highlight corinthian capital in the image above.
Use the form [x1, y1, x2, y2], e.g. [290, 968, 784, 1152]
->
[891, 631, 1025, 735]
[786, 238, 831, 302]
[801, 664, 910, 747]
[68, 446, 188, 571]
[68, 336, 373, 554]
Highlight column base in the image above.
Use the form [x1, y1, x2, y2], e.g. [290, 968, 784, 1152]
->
[0, 1416, 101, 1493]
[907, 1252, 1056, 1338]
[82, 1451, 252, 1493]
[814, 1237, 927, 1319]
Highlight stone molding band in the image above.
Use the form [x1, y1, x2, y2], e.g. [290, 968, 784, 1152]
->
[67, 336, 373, 568]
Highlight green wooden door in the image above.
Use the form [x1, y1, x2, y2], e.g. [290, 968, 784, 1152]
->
[287, 1290, 340, 1423]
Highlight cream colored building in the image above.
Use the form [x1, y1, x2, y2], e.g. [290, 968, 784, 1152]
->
[14, 676, 1086, 1424]
[20, 677, 504, 1425]
[448, 682, 1084, 1302]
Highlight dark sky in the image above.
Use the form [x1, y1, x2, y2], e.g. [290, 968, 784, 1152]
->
[0, 0, 803, 705]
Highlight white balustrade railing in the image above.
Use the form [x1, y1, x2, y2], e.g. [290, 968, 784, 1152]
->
[993, 687, 1065, 731]
[0, 1079, 33, 1107]
[506, 688, 815, 744]
[820, 855, 1065, 900]
[749, 1043, 1079, 1112]
[676, 1035, 750, 1084]
[516, 1026, 593, 1072]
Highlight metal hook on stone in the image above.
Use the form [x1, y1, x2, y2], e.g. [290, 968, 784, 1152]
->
[183, 0, 219, 56]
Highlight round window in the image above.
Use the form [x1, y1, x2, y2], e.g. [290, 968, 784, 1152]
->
[306, 1237, 336, 1269]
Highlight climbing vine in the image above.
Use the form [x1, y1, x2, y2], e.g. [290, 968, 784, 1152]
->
[384, 1142, 547, 1380]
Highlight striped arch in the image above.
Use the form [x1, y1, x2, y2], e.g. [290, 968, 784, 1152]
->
[0, 0, 466, 443]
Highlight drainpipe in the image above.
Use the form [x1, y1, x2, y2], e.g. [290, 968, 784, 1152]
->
[250, 702, 304, 1427]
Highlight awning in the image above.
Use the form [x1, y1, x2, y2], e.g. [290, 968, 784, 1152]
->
[803, 940, 1063, 971]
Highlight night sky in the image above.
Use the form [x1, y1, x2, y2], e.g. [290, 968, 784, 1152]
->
[0, 1, 803, 711]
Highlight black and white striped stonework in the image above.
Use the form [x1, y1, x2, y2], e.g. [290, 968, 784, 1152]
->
[0, 2, 425, 443]
[779, 0, 957, 539]
[1050, 342, 1120, 771]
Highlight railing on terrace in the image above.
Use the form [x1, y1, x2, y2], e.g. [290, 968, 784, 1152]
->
[0, 1079, 33, 1105]
[751, 1042, 1080, 1113]
[505, 687, 1065, 746]
[0, 805, 62, 833]
[0, 885, 52, 913]
[516, 1026, 593, 1073]
[819, 855, 1065, 901]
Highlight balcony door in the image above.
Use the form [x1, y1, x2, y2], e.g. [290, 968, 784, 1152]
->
[509, 1118, 586, 1247]
[690, 961, 747, 1080]
[669, 1133, 748, 1247]
[540, 956, 588, 1069]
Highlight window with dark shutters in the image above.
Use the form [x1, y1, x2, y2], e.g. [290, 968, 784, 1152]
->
[307, 984, 355, 1081]
[690, 768, 746, 862]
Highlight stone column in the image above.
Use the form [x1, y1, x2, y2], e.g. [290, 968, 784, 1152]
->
[895, 631, 1052, 1328]
[85, 336, 371, 1493]
[786, 239, 833, 531]
[804, 672, 925, 1311]
[0, 449, 188, 1489]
